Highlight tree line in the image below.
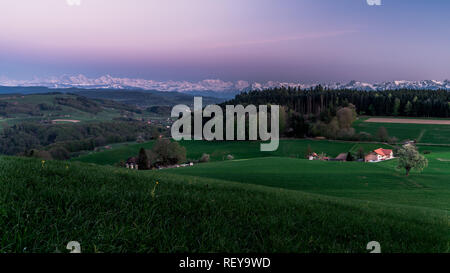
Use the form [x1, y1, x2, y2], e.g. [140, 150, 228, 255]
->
[227, 87, 450, 118]
[0, 121, 163, 159]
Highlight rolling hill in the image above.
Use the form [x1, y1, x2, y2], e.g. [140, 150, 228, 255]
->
[0, 93, 146, 129]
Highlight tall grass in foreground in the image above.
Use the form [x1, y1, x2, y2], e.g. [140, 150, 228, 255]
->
[0, 156, 448, 253]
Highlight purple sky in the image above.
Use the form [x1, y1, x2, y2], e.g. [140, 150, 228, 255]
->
[1, 0, 449, 82]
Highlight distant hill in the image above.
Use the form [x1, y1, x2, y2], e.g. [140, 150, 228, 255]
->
[0, 86, 55, 95]
[0, 86, 225, 107]
[0, 93, 150, 129]
[182, 90, 240, 100]
[72, 89, 224, 107]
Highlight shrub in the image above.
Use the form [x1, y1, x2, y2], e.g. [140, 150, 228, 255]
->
[377, 126, 389, 142]
[48, 146, 70, 160]
[357, 147, 365, 160]
[388, 137, 399, 145]
[357, 132, 373, 141]
[346, 152, 354, 162]
[152, 139, 186, 165]
[200, 153, 210, 163]
[26, 149, 53, 160]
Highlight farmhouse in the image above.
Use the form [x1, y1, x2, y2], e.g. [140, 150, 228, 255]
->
[308, 152, 319, 160]
[364, 153, 379, 162]
[374, 148, 394, 160]
[308, 152, 329, 161]
[365, 148, 394, 162]
[125, 157, 139, 170]
[403, 140, 416, 148]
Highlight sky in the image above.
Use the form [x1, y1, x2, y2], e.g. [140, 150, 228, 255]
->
[0, 0, 450, 83]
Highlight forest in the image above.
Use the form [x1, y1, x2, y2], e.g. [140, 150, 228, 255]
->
[227, 87, 450, 118]
[217, 87, 450, 141]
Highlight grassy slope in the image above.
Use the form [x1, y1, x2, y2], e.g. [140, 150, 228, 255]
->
[72, 139, 394, 166]
[0, 156, 448, 253]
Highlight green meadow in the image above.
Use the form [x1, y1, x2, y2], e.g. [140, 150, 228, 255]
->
[162, 155, 450, 211]
[354, 119, 450, 144]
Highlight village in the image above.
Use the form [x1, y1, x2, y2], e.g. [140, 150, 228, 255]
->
[123, 146, 397, 171]
[308, 147, 395, 163]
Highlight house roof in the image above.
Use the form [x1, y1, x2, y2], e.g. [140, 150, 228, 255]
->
[126, 157, 138, 164]
[374, 148, 393, 157]
[335, 153, 348, 160]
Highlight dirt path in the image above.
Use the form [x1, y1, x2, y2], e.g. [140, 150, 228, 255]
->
[52, 119, 81, 123]
[416, 129, 426, 142]
[365, 118, 450, 125]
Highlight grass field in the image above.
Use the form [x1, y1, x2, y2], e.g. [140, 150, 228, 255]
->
[0, 156, 448, 253]
[72, 139, 394, 166]
[162, 154, 450, 211]
[354, 118, 450, 144]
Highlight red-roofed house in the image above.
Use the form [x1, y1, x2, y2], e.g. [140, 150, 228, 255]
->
[374, 148, 393, 159]
[365, 149, 394, 162]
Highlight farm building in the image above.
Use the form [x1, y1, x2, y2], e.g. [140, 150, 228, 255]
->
[365, 148, 394, 162]
[374, 148, 394, 160]
[364, 153, 379, 162]
[125, 157, 139, 170]
[308, 152, 329, 161]
[308, 152, 319, 160]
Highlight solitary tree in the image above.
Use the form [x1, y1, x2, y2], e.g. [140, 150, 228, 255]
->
[138, 148, 150, 170]
[404, 101, 412, 116]
[397, 145, 428, 176]
[306, 144, 313, 158]
[393, 98, 401, 116]
[346, 152, 354, 162]
[357, 147, 365, 160]
[336, 105, 357, 129]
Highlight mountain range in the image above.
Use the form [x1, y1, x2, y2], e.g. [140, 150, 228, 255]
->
[1, 75, 449, 99]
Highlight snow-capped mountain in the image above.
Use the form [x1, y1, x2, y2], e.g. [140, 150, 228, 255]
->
[1, 75, 449, 94]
